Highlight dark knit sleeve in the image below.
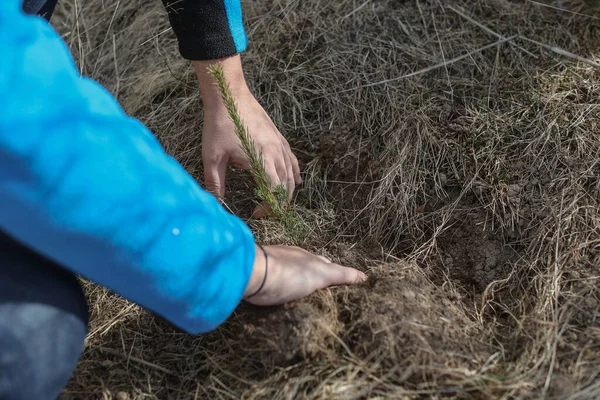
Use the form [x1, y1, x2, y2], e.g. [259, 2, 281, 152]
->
[161, 0, 248, 60]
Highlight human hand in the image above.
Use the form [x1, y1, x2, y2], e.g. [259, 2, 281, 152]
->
[243, 245, 367, 306]
[193, 56, 301, 217]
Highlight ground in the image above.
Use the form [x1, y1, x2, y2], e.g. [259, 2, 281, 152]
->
[50, 0, 599, 398]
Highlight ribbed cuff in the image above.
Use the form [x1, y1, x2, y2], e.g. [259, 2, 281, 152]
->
[177, 33, 247, 61]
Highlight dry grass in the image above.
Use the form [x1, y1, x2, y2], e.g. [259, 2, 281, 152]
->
[51, 0, 600, 398]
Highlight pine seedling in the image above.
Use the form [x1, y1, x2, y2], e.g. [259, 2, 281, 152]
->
[208, 65, 296, 226]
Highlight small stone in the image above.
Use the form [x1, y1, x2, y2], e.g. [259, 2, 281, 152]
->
[506, 184, 521, 198]
[585, 297, 598, 309]
[536, 209, 546, 219]
[100, 360, 114, 368]
[519, 218, 527, 227]
[403, 290, 416, 300]
[475, 264, 483, 271]
[109, 368, 128, 377]
[374, 4, 386, 14]
[439, 173, 448, 187]
[564, 156, 575, 166]
[444, 256, 454, 267]
[116, 392, 130, 400]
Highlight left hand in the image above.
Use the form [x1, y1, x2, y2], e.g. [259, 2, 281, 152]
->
[244, 245, 367, 306]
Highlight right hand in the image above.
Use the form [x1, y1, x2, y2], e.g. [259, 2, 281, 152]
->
[243, 245, 367, 306]
[193, 56, 301, 217]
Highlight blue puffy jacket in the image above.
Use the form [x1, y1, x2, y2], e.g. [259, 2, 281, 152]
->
[0, 0, 255, 334]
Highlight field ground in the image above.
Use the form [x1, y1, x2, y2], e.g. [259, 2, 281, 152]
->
[52, 0, 599, 398]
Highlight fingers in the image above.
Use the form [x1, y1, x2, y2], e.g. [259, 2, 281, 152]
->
[264, 160, 287, 197]
[203, 156, 228, 199]
[317, 255, 332, 263]
[325, 264, 368, 287]
[265, 138, 300, 200]
[282, 139, 302, 185]
[280, 152, 296, 200]
[291, 152, 302, 185]
[299, 247, 364, 286]
[251, 161, 281, 219]
[266, 157, 293, 201]
[273, 159, 290, 195]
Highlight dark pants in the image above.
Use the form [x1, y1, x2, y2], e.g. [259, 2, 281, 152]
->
[0, 233, 88, 400]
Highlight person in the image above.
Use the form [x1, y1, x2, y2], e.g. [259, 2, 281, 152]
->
[22, 0, 301, 215]
[0, 2, 367, 399]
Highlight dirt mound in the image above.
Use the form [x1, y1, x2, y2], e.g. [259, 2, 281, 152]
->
[68, 263, 496, 400]
[221, 263, 495, 398]
[237, 263, 487, 363]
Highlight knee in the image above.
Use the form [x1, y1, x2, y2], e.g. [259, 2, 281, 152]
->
[0, 304, 87, 400]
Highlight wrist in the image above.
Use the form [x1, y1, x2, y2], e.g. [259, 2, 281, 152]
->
[192, 55, 250, 110]
[244, 244, 267, 298]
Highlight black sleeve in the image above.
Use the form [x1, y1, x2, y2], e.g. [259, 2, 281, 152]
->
[22, 0, 59, 21]
[161, 0, 248, 60]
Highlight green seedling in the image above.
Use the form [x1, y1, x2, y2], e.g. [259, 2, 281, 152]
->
[208, 65, 297, 227]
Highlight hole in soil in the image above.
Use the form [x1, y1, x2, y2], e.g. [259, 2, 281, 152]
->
[434, 202, 520, 293]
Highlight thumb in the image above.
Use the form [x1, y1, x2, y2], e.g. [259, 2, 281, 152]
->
[204, 157, 228, 199]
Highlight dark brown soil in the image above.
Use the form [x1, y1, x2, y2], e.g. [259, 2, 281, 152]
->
[436, 204, 518, 291]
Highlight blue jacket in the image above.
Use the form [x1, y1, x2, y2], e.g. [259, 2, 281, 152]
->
[0, 1, 255, 334]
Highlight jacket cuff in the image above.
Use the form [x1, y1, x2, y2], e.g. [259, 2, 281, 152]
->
[177, 30, 248, 61]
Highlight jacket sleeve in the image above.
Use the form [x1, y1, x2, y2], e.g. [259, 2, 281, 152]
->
[0, 1, 255, 334]
[161, 0, 248, 60]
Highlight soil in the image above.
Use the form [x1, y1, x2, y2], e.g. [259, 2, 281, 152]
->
[436, 203, 518, 291]
[225, 262, 493, 386]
